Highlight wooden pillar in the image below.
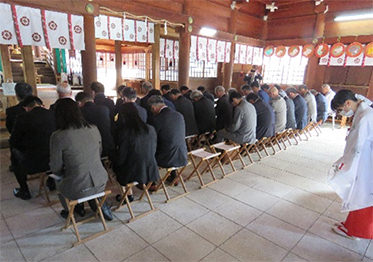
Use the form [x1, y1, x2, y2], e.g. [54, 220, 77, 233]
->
[81, 15, 97, 93]
[115, 40, 122, 88]
[367, 70, 373, 100]
[152, 24, 161, 89]
[178, 27, 191, 87]
[21, 46, 37, 95]
[0, 45, 13, 82]
[33, 46, 41, 59]
[305, 4, 326, 89]
[223, 9, 238, 90]
[145, 49, 151, 81]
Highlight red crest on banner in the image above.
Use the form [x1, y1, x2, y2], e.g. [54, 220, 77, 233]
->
[275, 46, 286, 57]
[264, 46, 274, 57]
[302, 44, 314, 58]
[346, 42, 363, 57]
[365, 42, 373, 58]
[288, 45, 300, 57]
[315, 43, 329, 58]
[330, 43, 345, 58]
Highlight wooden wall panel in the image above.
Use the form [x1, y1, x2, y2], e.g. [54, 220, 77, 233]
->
[266, 15, 316, 40]
[345, 67, 372, 86]
[324, 19, 373, 38]
[268, 2, 315, 19]
[236, 13, 264, 39]
[324, 67, 349, 85]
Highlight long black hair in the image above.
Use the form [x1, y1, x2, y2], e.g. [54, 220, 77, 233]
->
[55, 98, 90, 130]
[119, 103, 148, 135]
[331, 89, 358, 111]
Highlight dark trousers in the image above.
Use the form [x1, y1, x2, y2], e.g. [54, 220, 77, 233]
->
[13, 164, 29, 192]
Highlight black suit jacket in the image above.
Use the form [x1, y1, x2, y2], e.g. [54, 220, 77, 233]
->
[6, 103, 24, 133]
[10, 107, 56, 173]
[94, 93, 115, 120]
[215, 95, 233, 131]
[151, 107, 187, 168]
[193, 97, 216, 134]
[293, 95, 308, 130]
[203, 91, 215, 102]
[80, 102, 114, 157]
[173, 96, 199, 136]
[253, 100, 274, 139]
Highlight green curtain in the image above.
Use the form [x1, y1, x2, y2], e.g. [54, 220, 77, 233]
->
[61, 49, 67, 73]
[54, 49, 67, 73]
[55, 49, 61, 73]
[0, 51, 3, 73]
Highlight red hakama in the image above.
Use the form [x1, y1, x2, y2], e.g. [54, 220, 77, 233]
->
[343, 206, 373, 239]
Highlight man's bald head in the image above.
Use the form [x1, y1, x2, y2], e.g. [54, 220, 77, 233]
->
[268, 86, 279, 99]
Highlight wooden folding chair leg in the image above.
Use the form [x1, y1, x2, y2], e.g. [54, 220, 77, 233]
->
[142, 183, 155, 209]
[95, 198, 108, 231]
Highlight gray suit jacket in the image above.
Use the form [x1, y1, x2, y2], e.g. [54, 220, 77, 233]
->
[304, 92, 317, 123]
[226, 100, 257, 144]
[271, 96, 287, 133]
[50, 126, 108, 200]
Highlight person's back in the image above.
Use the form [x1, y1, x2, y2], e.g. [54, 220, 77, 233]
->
[271, 96, 287, 133]
[253, 99, 274, 139]
[293, 95, 308, 129]
[315, 93, 328, 122]
[90, 81, 115, 119]
[193, 96, 216, 134]
[258, 89, 270, 104]
[152, 107, 187, 168]
[80, 102, 114, 157]
[283, 96, 296, 129]
[228, 99, 256, 144]
[304, 91, 317, 122]
[173, 95, 199, 136]
[10, 106, 56, 172]
[215, 94, 233, 131]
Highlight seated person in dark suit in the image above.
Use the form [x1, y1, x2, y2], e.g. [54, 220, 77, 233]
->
[169, 88, 199, 136]
[49, 82, 72, 111]
[148, 95, 188, 183]
[114, 85, 126, 116]
[90, 81, 115, 120]
[286, 87, 308, 130]
[75, 92, 114, 158]
[250, 81, 271, 105]
[180, 85, 192, 100]
[277, 85, 296, 129]
[50, 98, 112, 220]
[191, 90, 216, 134]
[113, 103, 160, 199]
[311, 89, 328, 123]
[214, 85, 233, 131]
[10, 96, 56, 200]
[6, 82, 33, 133]
[121, 87, 147, 122]
[197, 86, 215, 102]
[246, 93, 274, 139]
[140, 81, 154, 109]
[6, 82, 33, 171]
[161, 84, 173, 102]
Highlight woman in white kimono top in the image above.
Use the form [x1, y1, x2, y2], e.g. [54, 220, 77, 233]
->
[329, 89, 373, 240]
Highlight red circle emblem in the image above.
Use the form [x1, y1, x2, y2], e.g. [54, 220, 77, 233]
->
[315, 43, 329, 57]
[337, 58, 343, 63]
[111, 23, 116, 29]
[102, 31, 107, 37]
[116, 32, 121, 38]
[346, 42, 363, 57]
[138, 27, 142, 32]
[32, 32, 41, 42]
[264, 46, 274, 57]
[2, 30, 12, 40]
[20, 16, 30, 26]
[130, 33, 134, 39]
[364, 42, 373, 58]
[58, 36, 67, 45]
[74, 25, 82, 34]
[142, 35, 146, 40]
[302, 44, 314, 58]
[288, 46, 300, 57]
[48, 21, 57, 31]
[175, 45, 179, 51]
[96, 21, 101, 27]
[330, 43, 345, 58]
[125, 25, 129, 31]
[149, 28, 153, 33]
[275, 46, 286, 57]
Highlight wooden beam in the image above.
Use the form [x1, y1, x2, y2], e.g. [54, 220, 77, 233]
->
[223, 9, 238, 90]
[0, 45, 13, 82]
[178, 27, 190, 88]
[81, 15, 97, 93]
[145, 50, 151, 81]
[367, 70, 373, 101]
[115, 40, 122, 88]
[152, 24, 161, 90]
[21, 46, 37, 95]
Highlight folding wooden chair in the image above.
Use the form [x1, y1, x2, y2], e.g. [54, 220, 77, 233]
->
[210, 142, 245, 176]
[239, 142, 262, 165]
[275, 130, 290, 150]
[256, 137, 271, 157]
[28, 171, 57, 206]
[62, 190, 112, 247]
[101, 156, 115, 184]
[115, 182, 156, 223]
[149, 165, 190, 203]
[264, 136, 281, 155]
[197, 131, 215, 148]
[286, 129, 299, 145]
[186, 148, 223, 188]
[185, 134, 198, 151]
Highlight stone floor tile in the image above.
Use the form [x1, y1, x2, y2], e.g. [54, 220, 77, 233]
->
[153, 227, 215, 261]
[292, 233, 363, 261]
[207, 178, 249, 198]
[251, 178, 294, 198]
[282, 188, 333, 213]
[266, 200, 320, 230]
[220, 228, 287, 261]
[186, 188, 232, 210]
[0, 216, 13, 244]
[124, 246, 169, 262]
[44, 243, 98, 262]
[234, 187, 279, 211]
[187, 212, 241, 245]
[247, 213, 305, 250]
[213, 198, 262, 226]
[127, 211, 182, 244]
[281, 252, 308, 262]
[323, 201, 348, 222]
[0, 240, 25, 262]
[366, 242, 373, 259]
[201, 248, 238, 262]
[0, 196, 46, 219]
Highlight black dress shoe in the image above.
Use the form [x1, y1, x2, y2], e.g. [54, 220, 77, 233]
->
[74, 203, 86, 217]
[101, 202, 113, 221]
[46, 177, 56, 191]
[115, 194, 134, 204]
[13, 188, 31, 200]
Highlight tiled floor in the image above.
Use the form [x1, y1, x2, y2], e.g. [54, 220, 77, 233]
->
[0, 125, 372, 262]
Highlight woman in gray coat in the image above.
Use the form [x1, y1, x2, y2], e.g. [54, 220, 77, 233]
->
[50, 98, 112, 220]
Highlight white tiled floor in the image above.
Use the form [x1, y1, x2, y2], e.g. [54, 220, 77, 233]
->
[0, 124, 372, 262]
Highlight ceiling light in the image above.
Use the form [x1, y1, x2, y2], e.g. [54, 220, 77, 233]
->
[335, 12, 373, 22]
[200, 27, 217, 37]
